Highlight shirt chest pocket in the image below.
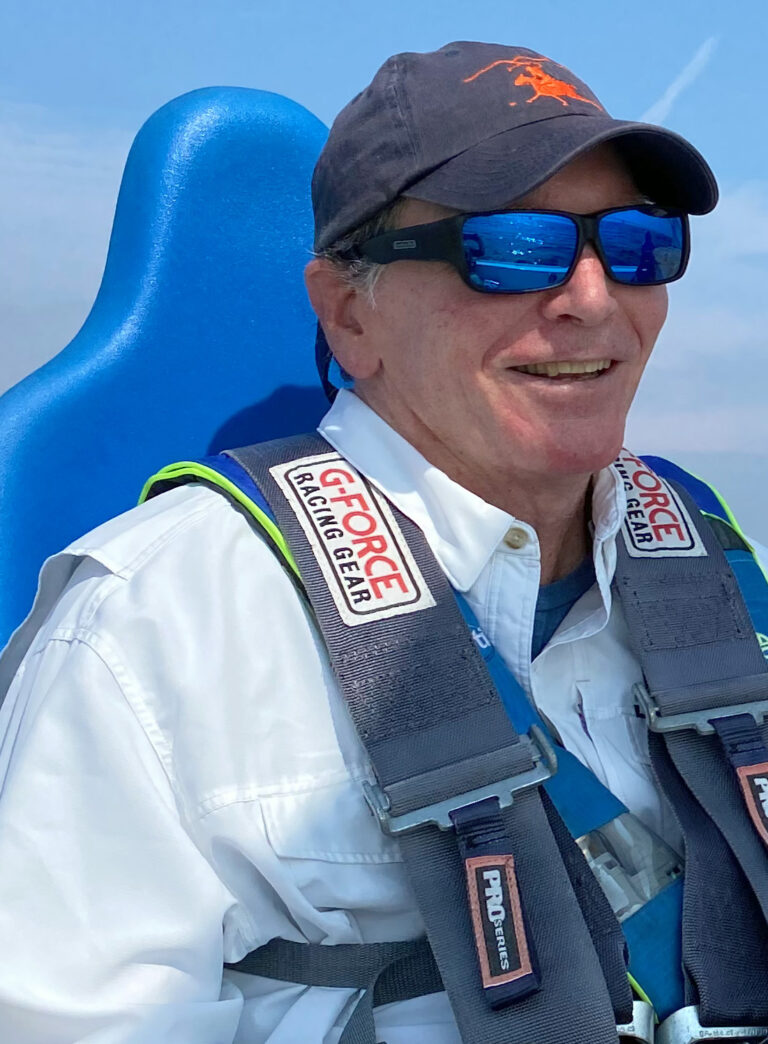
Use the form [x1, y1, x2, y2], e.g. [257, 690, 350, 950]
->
[260, 777, 402, 864]
[577, 684, 652, 767]
[259, 778, 416, 925]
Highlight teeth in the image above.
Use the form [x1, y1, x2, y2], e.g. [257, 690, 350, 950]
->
[515, 359, 611, 376]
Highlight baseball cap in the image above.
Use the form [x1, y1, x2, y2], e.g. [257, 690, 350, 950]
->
[312, 41, 718, 394]
[313, 41, 717, 251]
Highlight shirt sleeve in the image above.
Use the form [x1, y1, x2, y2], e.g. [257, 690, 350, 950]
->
[0, 629, 245, 1044]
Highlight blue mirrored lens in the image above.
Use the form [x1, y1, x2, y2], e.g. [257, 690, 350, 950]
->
[462, 213, 578, 292]
[598, 209, 685, 284]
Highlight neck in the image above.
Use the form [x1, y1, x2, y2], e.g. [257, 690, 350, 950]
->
[459, 461, 593, 585]
[517, 482, 592, 586]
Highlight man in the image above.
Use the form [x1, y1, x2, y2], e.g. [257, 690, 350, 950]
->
[0, 39, 764, 1044]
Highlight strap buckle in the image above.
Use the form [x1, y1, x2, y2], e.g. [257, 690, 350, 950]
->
[657, 1005, 768, 1043]
[362, 724, 557, 837]
[633, 683, 768, 736]
[617, 1000, 655, 1044]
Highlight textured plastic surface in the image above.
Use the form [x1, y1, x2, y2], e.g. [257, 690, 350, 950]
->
[0, 87, 328, 650]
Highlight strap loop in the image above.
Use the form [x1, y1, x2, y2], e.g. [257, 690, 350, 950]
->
[711, 714, 768, 851]
[451, 797, 541, 1009]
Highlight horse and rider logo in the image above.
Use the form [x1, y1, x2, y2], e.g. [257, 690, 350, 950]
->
[464, 55, 604, 111]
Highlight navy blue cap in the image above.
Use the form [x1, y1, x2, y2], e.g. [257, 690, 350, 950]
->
[313, 41, 719, 395]
[313, 41, 717, 251]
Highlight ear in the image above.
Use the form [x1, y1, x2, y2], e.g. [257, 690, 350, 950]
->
[304, 259, 381, 380]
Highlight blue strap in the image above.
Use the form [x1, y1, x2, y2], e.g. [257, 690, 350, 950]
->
[197, 453, 276, 519]
[454, 592, 626, 838]
[642, 458, 768, 651]
[725, 550, 768, 657]
[622, 878, 684, 1017]
[641, 455, 726, 521]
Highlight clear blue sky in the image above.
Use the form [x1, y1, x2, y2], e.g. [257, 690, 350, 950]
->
[2, 0, 768, 532]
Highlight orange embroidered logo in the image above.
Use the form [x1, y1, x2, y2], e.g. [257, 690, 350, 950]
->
[464, 55, 603, 110]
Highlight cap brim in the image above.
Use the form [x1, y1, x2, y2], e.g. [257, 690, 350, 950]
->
[402, 114, 718, 215]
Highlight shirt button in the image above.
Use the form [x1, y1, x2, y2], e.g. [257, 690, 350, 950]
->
[503, 526, 529, 550]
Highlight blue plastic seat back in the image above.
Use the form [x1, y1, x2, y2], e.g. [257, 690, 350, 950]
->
[0, 87, 328, 650]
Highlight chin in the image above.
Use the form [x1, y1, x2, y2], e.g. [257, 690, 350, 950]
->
[541, 433, 624, 477]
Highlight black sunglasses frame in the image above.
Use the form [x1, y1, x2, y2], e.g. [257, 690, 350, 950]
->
[349, 205, 691, 294]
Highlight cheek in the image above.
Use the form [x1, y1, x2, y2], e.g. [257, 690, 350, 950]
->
[376, 275, 484, 377]
[430, 291, 522, 368]
[374, 268, 448, 346]
[634, 286, 669, 355]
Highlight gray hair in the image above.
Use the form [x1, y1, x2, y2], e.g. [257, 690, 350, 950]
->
[316, 198, 406, 304]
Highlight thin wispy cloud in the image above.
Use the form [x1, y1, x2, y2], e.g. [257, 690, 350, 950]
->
[640, 36, 719, 124]
[0, 101, 130, 393]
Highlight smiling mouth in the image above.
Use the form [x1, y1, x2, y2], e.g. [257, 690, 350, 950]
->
[511, 359, 614, 380]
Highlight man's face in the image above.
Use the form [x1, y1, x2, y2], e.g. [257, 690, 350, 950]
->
[351, 145, 669, 488]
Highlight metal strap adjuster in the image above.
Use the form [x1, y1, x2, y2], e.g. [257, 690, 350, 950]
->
[617, 1000, 655, 1043]
[634, 683, 768, 736]
[362, 724, 557, 836]
[657, 1005, 768, 1043]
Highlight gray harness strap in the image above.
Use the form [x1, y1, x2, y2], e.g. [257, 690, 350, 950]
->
[228, 435, 630, 1044]
[614, 475, 768, 1026]
[227, 937, 442, 1043]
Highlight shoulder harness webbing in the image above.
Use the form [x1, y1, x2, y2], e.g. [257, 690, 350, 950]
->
[143, 441, 768, 1043]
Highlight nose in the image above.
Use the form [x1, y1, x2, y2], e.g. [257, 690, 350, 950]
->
[539, 244, 619, 326]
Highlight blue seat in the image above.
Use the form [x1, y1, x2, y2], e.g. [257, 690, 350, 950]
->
[0, 87, 329, 651]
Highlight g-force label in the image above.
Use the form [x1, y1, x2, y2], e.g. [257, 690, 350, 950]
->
[465, 854, 532, 989]
[270, 452, 435, 627]
[736, 762, 768, 849]
[614, 449, 707, 558]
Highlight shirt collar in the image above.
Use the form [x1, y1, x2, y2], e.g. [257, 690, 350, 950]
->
[318, 389, 628, 592]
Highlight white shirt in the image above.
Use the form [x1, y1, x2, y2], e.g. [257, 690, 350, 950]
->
[0, 390, 760, 1043]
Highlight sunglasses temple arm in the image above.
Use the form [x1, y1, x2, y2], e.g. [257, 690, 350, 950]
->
[360, 220, 462, 265]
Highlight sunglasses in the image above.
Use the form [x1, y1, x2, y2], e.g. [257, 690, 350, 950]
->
[351, 205, 690, 294]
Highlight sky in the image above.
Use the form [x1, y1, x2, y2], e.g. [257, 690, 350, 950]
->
[2, 0, 768, 535]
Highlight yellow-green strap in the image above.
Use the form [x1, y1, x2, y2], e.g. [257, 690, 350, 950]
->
[628, 972, 657, 1021]
[140, 461, 300, 580]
